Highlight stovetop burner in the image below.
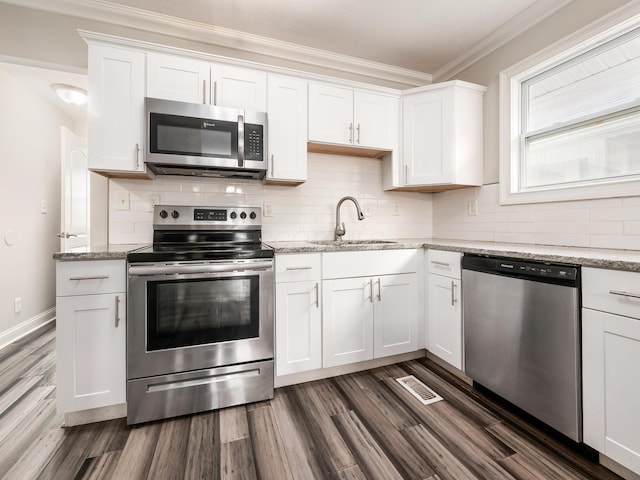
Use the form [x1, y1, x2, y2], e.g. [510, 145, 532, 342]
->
[127, 205, 273, 263]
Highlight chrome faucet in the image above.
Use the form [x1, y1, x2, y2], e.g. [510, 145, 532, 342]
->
[334, 196, 365, 240]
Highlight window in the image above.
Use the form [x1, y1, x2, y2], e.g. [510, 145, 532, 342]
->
[500, 9, 640, 204]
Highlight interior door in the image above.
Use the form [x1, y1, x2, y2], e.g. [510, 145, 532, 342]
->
[60, 127, 89, 250]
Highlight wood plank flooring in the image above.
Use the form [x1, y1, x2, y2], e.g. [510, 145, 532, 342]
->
[0, 324, 622, 479]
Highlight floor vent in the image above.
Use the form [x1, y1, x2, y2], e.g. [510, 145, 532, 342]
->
[396, 375, 443, 406]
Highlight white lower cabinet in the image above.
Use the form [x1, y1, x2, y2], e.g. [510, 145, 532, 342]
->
[583, 267, 640, 475]
[322, 249, 419, 368]
[426, 249, 462, 369]
[323, 273, 417, 367]
[275, 254, 322, 376]
[56, 260, 126, 414]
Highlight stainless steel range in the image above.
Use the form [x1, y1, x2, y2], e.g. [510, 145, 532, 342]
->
[126, 205, 274, 425]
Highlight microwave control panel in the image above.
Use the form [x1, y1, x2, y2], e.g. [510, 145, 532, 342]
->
[244, 124, 264, 161]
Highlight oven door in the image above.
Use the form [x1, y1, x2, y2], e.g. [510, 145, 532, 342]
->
[127, 259, 273, 380]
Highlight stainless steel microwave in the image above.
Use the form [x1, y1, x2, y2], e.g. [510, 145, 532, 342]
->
[145, 97, 267, 179]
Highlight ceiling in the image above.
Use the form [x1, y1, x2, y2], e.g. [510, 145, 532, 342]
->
[96, 0, 553, 75]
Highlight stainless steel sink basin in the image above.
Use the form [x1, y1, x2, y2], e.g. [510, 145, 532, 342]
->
[310, 240, 397, 245]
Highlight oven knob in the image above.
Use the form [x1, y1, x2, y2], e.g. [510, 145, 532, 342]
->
[159, 210, 168, 219]
[240, 211, 247, 219]
[171, 210, 180, 219]
[250, 212, 257, 220]
[230, 211, 237, 219]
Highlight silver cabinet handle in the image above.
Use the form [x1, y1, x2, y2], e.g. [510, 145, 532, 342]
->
[609, 289, 640, 299]
[430, 260, 451, 267]
[213, 80, 217, 105]
[376, 278, 382, 301]
[135, 143, 140, 169]
[57, 232, 79, 238]
[451, 281, 458, 306]
[356, 123, 361, 144]
[285, 266, 313, 271]
[69, 275, 109, 281]
[368, 279, 373, 303]
[314, 282, 319, 308]
[270, 154, 275, 177]
[115, 295, 120, 327]
[348, 123, 353, 143]
[405, 164, 409, 184]
[203, 79, 207, 104]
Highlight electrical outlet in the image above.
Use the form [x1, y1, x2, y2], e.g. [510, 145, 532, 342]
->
[116, 191, 130, 211]
[393, 203, 400, 216]
[263, 202, 273, 217]
[14, 297, 22, 314]
[467, 200, 478, 216]
[363, 205, 372, 217]
[41, 200, 48, 214]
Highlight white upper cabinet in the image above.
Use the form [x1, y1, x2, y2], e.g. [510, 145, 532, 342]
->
[146, 53, 209, 103]
[390, 80, 485, 191]
[308, 83, 398, 151]
[88, 44, 148, 176]
[147, 52, 267, 111]
[266, 74, 308, 184]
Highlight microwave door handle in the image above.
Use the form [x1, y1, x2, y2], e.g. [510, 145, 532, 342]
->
[237, 114, 245, 168]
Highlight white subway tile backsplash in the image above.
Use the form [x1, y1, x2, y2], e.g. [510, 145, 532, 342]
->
[433, 183, 640, 250]
[108, 153, 432, 244]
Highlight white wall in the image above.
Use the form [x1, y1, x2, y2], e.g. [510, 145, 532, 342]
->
[0, 66, 75, 344]
[109, 153, 432, 244]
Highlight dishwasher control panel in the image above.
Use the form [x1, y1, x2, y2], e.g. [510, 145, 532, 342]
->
[462, 254, 579, 287]
[496, 259, 578, 281]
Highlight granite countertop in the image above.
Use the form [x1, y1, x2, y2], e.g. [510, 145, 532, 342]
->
[267, 238, 640, 272]
[52, 244, 147, 261]
[52, 239, 640, 272]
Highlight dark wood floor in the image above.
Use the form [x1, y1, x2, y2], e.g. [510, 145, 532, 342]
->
[0, 323, 621, 480]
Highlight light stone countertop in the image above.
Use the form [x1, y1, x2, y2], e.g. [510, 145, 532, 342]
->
[51, 239, 640, 272]
[52, 244, 147, 261]
[266, 238, 640, 272]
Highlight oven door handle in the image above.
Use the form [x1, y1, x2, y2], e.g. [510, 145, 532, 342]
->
[128, 261, 273, 276]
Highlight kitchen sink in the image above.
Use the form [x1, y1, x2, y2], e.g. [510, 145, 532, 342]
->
[310, 240, 398, 245]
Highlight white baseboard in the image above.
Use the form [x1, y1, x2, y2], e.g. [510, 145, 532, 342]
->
[62, 403, 127, 427]
[0, 307, 56, 351]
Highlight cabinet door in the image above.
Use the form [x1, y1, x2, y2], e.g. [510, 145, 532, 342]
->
[374, 273, 418, 358]
[147, 53, 210, 103]
[275, 281, 321, 376]
[583, 309, 640, 475]
[88, 45, 146, 173]
[56, 293, 126, 413]
[402, 90, 453, 186]
[308, 83, 354, 145]
[213, 65, 267, 111]
[354, 91, 398, 150]
[266, 75, 307, 183]
[427, 275, 461, 369]
[322, 277, 374, 367]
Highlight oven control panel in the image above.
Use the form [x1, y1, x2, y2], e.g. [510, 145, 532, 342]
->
[154, 205, 262, 228]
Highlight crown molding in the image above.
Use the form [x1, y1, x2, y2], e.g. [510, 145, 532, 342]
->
[3, 0, 432, 88]
[432, 0, 573, 82]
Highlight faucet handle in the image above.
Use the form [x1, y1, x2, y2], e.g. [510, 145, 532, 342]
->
[335, 222, 346, 240]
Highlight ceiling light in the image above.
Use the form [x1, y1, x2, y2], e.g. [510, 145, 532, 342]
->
[51, 84, 88, 106]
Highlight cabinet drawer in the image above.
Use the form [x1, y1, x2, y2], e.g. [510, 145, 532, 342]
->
[427, 249, 461, 279]
[276, 254, 321, 283]
[56, 260, 126, 297]
[322, 249, 417, 279]
[583, 267, 640, 320]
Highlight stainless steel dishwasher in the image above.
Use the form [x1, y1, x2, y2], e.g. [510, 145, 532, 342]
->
[462, 254, 582, 441]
